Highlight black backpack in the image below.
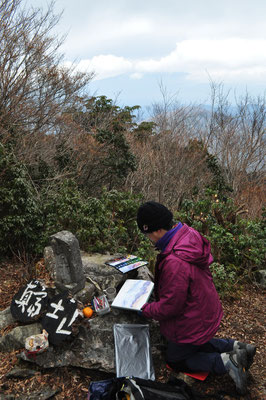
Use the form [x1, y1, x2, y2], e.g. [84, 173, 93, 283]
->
[88, 376, 225, 400]
[116, 377, 199, 400]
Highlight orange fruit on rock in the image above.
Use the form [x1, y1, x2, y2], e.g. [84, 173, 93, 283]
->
[83, 307, 93, 318]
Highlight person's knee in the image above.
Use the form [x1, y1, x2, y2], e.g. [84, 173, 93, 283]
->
[166, 360, 190, 373]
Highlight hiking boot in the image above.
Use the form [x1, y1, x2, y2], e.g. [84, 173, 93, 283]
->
[222, 349, 248, 395]
[236, 342, 256, 370]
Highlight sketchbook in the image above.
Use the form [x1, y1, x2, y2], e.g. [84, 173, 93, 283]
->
[105, 255, 148, 274]
[111, 279, 154, 311]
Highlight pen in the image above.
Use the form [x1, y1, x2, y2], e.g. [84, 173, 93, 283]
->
[93, 297, 100, 310]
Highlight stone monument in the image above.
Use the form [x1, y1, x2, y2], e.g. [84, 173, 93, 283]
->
[50, 231, 85, 294]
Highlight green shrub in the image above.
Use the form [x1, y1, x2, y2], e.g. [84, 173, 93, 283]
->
[42, 181, 148, 254]
[210, 262, 237, 297]
[175, 189, 265, 294]
[0, 154, 154, 260]
[1, 144, 264, 296]
[0, 144, 43, 257]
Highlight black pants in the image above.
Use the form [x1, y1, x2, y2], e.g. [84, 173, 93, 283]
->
[166, 338, 234, 374]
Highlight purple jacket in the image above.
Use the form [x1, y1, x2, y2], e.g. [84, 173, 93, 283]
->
[142, 224, 223, 345]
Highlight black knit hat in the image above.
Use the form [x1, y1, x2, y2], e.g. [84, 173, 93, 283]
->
[137, 201, 173, 233]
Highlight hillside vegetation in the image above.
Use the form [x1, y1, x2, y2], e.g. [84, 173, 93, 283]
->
[0, 0, 265, 296]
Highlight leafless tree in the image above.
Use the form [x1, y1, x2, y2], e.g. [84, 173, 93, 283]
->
[125, 86, 212, 208]
[126, 81, 265, 216]
[202, 82, 265, 216]
[0, 0, 93, 173]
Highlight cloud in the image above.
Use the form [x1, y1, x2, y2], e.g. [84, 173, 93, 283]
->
[66, 38, 266, 83]
[135, 39, 266, 81]
[64, 55, 132, 80]
[130, 72, 143, 80]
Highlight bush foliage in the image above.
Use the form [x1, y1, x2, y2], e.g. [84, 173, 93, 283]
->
[175, 189, 265, 294]
[0, 144, 43, 256]
[0, 143, 264, 296]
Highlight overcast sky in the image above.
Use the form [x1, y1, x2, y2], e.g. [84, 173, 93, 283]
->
[28, 0, 266, 108]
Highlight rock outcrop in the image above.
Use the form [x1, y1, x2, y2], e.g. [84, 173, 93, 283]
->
[1, 231, 160, 375]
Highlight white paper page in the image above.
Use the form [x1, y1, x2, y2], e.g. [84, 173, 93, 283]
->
[111, 279, 154, 311]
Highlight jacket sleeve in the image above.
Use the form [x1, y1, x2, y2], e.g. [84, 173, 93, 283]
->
[142, 258, 190, 321]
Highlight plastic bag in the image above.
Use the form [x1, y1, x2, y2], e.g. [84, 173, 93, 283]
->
[25, 329, 49, 355]
[113, 324, 155, 380]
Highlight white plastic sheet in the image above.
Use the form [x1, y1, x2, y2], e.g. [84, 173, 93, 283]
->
[113, 324, 155, 380]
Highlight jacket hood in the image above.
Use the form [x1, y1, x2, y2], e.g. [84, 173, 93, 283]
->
[164, 224, 213, 269]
